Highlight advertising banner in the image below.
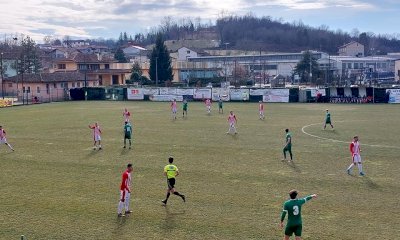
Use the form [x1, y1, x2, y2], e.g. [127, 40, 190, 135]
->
[0, 98, 13, 107]
[127, 88, 144, 100]
[230, 89, 249, 101]
[193, 88, 212, 99]
[142, 88, 159, 95]
[159, 88, 177, 95]
[250, 89, 267, 96]
[212, 88, 230, 101]
[149, 95, 183, 102]
[310, 89, 326, 97]
[387, 89, 400, 103]
[263, 89, 289, 102]
[176, 88, 194, 96]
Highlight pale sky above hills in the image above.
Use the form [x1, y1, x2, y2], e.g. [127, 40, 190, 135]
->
[0, 0, 398, 42]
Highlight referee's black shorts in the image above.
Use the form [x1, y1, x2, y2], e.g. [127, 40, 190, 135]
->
[167, 178, 176, 189]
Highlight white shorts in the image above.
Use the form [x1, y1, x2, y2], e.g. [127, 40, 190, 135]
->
[229, 123, 235, 128]
[94, 135, 101, 141]
[259, 111, 264, 115]
[207, 106, 211, 110]
[172, 108, 177, 113]
[0, 138, 7, 144]
[352, 154, 362, 163]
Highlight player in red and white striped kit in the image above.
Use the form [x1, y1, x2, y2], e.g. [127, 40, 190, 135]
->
[0, 125, 14, 152]
[226, 111, 238, 134]
[259, 101, 265, 120]
[171, 99, 177, 120]
[347, 136, 365, 176]
[117, 163, 133, 217]
[88, 122, 102, 150]
[123, 108, 131, 123]
[205, 99, 212, 114]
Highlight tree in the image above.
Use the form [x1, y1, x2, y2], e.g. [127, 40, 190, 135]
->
[114, 48, 127, 63]
[17, 36, 41, 74]
[149, 33, 173, 85]
[129, 62, 143, 82]
[294, 51, 320, 84]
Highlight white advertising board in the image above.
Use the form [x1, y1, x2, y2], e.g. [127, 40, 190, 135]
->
[176, 88, 194, 96]
[250, 89, 267, 96]
[310, 89, 326, 97]
[127, 88, 144, 100]
[229, 89, 249, 101]
[193, 88, 212, 99]
[263, 89, 289, 102]
[149, 95, 183, 102]
[159, 88, 177, 95]
[387, 89, 400, 103]
[142, 88, 159, 95]
[212, 88, 230, 101]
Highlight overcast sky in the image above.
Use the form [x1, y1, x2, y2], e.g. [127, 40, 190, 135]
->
[0, 0, 399, 42]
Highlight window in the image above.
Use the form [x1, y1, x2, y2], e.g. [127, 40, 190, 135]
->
[54, 83, 57, 88]
[72, 82, 75, 88]
[46, 84, 50, 94]
[105, 64, 110, 69]
[27, 86, 31, 93]
[360, 63, 364, 69]
[354, 63, 359, 69]
[347, 63, 352, 69]
[58, 64, 66, 69]
[23, 86, 25, 93]
[77, 82, 80, 87]
[377, 63, 381, 68]
[382, 63, 386, 68]
[37, 86, 40, 93]
[187, 50, 191, 54]
[342, 63, 346, 69]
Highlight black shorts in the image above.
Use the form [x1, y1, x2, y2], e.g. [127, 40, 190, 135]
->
[124, 134, 131, 139]
[167, 178, 176, 189]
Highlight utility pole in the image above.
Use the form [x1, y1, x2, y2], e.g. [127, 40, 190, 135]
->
[155, 57, 158, 87]
[309, 51, 312, 83]
[1, 52, 4, 99]
[224, 42, 230, 83]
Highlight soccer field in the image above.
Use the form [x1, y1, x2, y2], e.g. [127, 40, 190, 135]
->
[1, 101, 399, 240]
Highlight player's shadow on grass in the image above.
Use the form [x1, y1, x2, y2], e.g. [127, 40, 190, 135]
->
[86, 149, 100, 157]
[120, 148, 130, 155]
[285, 161, 301, 173]
[362, 176, 380, 190]
[162, 205, 186, 230]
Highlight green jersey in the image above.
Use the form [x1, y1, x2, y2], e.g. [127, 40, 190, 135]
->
[124, 124, 132, 136]
[286, 133, 292, 146]
[183, 102, 188, 110]
[218, 100, 223, 108]
[281, 196, 313, 227]
[325, 112, 331, 122]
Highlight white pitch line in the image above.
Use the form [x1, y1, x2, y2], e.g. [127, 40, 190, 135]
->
[301, 122, 400, 149]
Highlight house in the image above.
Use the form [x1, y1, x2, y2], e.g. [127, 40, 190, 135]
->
[338, 41, 364, 57]
[122, 45, 148, 61]
[51, 52, 130, 86]
[3, 72, 98, 101]
[395, 59, 400, 81]
[177, 47, 199, 61]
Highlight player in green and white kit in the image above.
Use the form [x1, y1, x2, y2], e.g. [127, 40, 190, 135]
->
[323, 109, 334, 129]
[218, 98, 223, 114]
[282, 129, 293, 162]
[182, 99, 188, 118]
[123, 121, 132, 149]
[280, 190, 317, 240]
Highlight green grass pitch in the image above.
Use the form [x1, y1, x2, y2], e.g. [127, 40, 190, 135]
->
[1, 101, 400, 239]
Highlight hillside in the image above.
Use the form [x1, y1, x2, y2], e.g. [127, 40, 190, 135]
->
[140, 15, 400, 55]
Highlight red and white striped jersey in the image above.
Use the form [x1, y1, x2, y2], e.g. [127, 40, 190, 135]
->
[120, 170, 131, 191]
[350, 141, 360, 155]
[0, 129, 6, 139]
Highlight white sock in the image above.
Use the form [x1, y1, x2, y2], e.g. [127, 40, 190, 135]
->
[347, 163, 354, 171]
[357, 164, 363, 173]
[118, 201, 124, 214]
[124, 192, 130, 211]
[7, 143, 13, 150]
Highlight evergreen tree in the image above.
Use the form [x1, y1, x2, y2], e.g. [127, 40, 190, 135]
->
[294, 51, 320, 84]
[130, 62, 143, 81]
[114, 48, 127, 63]
[149, 33, 173, 85]
[17, 36, 41, 74]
